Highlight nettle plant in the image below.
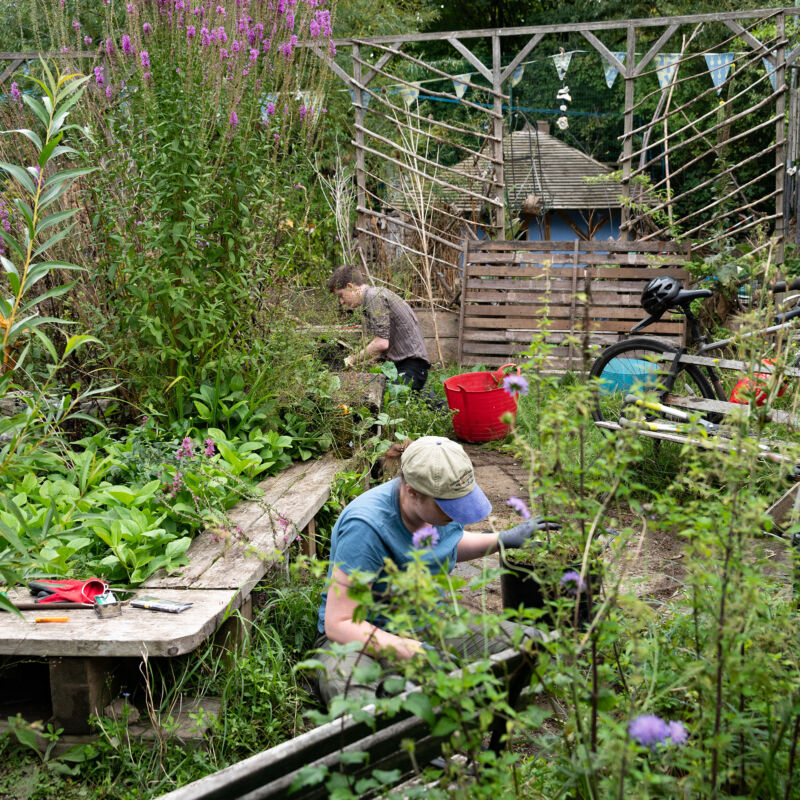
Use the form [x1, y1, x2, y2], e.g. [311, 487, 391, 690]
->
[36, 0, 335, 416]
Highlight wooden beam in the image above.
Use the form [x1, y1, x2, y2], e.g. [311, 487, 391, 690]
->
[0, 58, 23, 86]
[491, 32, 506, 238]
[447, 37, 492, 82]
[324, 8, 795, 47]
[580, 31, 625, 77]
[723, 18, 774, 57]
[620, 24, 636, 240]
[362, 43, 403, 86]
[310, 42, 352, 85]
[774, 12, 787, 259]
[500, 33, 545, 84]
[352, 45, 368, 254]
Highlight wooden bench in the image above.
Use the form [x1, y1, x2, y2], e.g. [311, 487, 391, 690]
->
[0, 455, 346, 734]
[153, 644, 536, 800]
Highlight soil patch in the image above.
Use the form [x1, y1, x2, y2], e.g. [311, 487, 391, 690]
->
[453, 444, 693, 613]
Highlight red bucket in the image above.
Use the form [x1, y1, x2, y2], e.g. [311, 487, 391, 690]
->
[443, 364, 520, 442]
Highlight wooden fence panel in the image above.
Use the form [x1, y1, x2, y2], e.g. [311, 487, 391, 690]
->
[458, 240, 690, 371]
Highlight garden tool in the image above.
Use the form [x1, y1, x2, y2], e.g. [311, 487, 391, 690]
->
[27, 578, 108, 605]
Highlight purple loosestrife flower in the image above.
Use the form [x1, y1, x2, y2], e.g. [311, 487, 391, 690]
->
[216, 26, 227, 42]
[667, 721, 688, 746]
[72, 19, 81, 31]
[105, 38, 114, 55]
[249, 47, 258, 61]
[140, 51, 150, 68]
[204, 438, 216, 457]
[143, 22, 153, 35]
[94, 66, 105, 86]
[629, 715, 670, 748]
[215, 4, 226, 15]
[299, 104, 307, 121]
[503, 374, 529, 397]
[126, 3, 134, 13]
[506, 496, 532, 519]
[83, 36, 93, 46]
[122, 34, 133, 55]
[285, 10, 295, 29]
[314, 9, 332, 36]
[106, 85, 114, 99]
[412, 525, 440, 549]
[9, 81, 21, 106]
[187, 24, 196, 40]
[229, 110, 238, 127]
[201, 26, 212, 45]
[309, 18, 321, 37]
[264, 101, 276, 116]
[176, 437, 195, 460]
[559, 570, 585, 595]
[232, 39, 241, 53]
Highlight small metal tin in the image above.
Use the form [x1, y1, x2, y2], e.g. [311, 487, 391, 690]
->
[94, 592, 123, 618]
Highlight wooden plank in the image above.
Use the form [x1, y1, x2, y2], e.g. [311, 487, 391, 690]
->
[145, 456, 345, 590]
[0, 588, 241, 658]
[664, 394, 800, 427]
[467, 239, 686, 253]
[766, 483, 800, 530]
[464, 264, 688, 279]
[466, 252, 689, 266]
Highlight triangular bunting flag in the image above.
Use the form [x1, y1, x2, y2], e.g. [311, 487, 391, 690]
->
[452, 73, 470, 99]
[347, 87, 371, 108]
[763, 57, 777, 92]
[603, 52, 626, 89]
[510, 65, 525, 87]
[397, 82, 420, 106]
[552, 51, 572, 82]
[704, 53, 735, 94]
[655, 53, 680, 90]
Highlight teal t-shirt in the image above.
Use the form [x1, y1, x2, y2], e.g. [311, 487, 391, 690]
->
[316, 478, 463, 634]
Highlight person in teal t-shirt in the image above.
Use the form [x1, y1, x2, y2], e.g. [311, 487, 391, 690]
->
[314, 436, 543, 707]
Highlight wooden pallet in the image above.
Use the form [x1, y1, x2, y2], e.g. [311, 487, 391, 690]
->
[458, 239, 691, 369]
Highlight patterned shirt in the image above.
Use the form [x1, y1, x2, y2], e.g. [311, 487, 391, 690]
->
[361, 286, 429, 366]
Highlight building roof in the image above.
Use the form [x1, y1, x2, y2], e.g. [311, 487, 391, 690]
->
[384, 123, 624, 216]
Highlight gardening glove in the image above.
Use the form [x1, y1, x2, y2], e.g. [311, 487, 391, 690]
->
[497, 517, 561, 550]
[343, 354, 356, 370]
[28, 578, 107, 605]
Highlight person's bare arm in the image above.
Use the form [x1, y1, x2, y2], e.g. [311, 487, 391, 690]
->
[345, 336, 389, 368]
[324, 567, 424, 659]
[456, 531, 500, 561]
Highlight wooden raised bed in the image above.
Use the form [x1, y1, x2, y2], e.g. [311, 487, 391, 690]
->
[0, 455, 346, 734]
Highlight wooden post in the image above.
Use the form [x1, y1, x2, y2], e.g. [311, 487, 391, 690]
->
[352, 45, 368, 262]
[301, 517, 317, 558]
[457, 238, 470, 366]
[492, 32, 506, 239]
[775, 12, 787, 262]
[620, 24, 636, 241]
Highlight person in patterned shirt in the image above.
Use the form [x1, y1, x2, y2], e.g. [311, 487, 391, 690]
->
[327, 265, 431, 391]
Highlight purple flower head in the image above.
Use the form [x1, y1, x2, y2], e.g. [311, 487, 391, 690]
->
[105, 38, 114, 56]
[106, 85, 114, 99]
[216, 25, 227, 42]
[83, 36, 93, 46]
[9, 81, 21, 106]
[299, 104, 307, 121]
[502, 374, 529, 397]
[143, 22, 153, 35]
[229, 110, 238, 127]
[506, 496, 532, 520]
[204, 438, 216, 457]
[215, 4, 226, 15]
[264, 101, 276, 117]
[667, 720, 688, 746]
[140, 51, 150, 68]
[285, 10, 295, 29]
[559, 570, 585, 596]
[249, 47, 259, 61]
[629, 715, 670, 749]
[187, 24, 196, 40]
[122, 34, 133, 55]
[72, 19, 81, 31]
[232, 39, 241, 53]
[412, 525, 440, 549]
[94, 66, 105, 86]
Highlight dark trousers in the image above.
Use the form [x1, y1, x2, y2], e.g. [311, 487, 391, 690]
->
[394, 357, 429, 392]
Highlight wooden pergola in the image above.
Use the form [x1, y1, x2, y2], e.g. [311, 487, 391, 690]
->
[306, 8, 799, 279]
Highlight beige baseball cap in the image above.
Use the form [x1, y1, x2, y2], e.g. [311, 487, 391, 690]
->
[400, 436, 491, 524]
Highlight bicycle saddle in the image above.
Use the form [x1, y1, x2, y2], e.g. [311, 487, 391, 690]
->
[632, 276, 712, 332]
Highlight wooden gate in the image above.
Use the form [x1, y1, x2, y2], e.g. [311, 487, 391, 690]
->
[458, 240, 691, 371]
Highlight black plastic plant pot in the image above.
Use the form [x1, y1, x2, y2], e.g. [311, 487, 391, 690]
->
[499, 549, 599, 628]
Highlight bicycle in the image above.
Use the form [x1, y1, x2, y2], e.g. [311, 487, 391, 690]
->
[588, 274, 800, 430]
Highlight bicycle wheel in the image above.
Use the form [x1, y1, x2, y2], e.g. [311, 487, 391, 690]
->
[589, 337, 717, 425]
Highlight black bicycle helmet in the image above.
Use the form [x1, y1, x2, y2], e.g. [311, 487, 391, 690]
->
[640, 276, 682, 318]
